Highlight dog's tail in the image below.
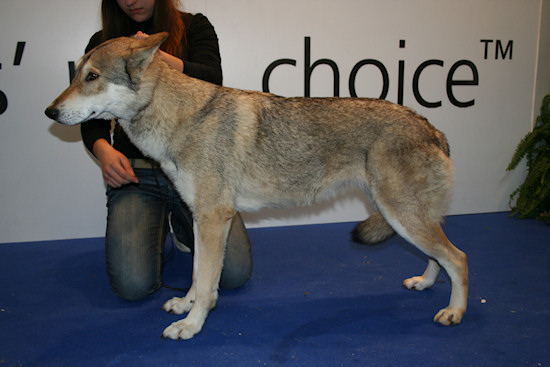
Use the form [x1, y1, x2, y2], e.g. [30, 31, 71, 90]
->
[351, 212, 395, 244]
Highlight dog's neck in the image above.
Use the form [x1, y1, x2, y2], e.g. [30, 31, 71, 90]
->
[120, 56, 220, 164]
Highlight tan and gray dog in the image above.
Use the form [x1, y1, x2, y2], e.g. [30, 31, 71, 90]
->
[45, 32, 468, 340]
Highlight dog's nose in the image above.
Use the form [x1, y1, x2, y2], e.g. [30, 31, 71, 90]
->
[44, 107, 59, 120]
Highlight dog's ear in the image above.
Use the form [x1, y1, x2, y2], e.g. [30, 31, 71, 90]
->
[126, 32, 170, 82]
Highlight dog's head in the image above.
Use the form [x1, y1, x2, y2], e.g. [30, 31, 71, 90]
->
[45, 32, 169, 125]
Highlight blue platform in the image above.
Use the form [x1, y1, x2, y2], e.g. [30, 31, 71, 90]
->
[1, 212, 548, 366]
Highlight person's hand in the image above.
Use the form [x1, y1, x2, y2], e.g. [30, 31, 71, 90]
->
[134, 31, 149, 39]
[93, 139, 139, 188]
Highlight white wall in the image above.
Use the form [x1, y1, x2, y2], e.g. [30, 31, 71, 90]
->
[535, 0, 550, 116]
[0, 0, 547, 243]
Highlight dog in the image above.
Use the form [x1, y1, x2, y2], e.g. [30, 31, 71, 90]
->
[45, 32, 468, 340]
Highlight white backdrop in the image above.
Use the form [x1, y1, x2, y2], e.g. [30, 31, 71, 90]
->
[0, 0, 548, 243]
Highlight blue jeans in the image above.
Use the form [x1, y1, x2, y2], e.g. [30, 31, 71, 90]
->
[104, 164, 252, 300]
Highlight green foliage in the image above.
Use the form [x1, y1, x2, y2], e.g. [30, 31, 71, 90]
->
[507, 94, 550, 223]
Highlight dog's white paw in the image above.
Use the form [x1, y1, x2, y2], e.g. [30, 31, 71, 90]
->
[433, 307, 465, 326]
[162, 296, 194, 315]
[403, 276, 435, 291]
[162, 318, 202, 340]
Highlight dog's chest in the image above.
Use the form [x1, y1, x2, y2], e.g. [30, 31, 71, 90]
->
[120, 119, 170, 162]
[161, 161, 196, 209]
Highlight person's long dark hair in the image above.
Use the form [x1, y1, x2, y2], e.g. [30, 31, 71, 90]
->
[101, 0, 186, 57]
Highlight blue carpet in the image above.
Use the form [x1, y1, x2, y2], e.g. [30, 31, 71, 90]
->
[0, 212, 549, 366]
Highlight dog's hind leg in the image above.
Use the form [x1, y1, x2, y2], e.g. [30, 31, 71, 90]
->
[403, 258, 441, 290]
[366, 146, 468, 325]
[162, 207, 234, 340]
[383, 211, 469, 325]
[406, 223, 468, 325]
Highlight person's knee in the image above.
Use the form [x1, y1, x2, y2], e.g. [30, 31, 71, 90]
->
[109, 277, 161, 301]
[219, 262, 252, 289]
[220, 213, 253, 289]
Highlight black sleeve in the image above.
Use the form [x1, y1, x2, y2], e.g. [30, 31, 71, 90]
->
[183, 13, 223, 85]
[80, 31, 113, 156]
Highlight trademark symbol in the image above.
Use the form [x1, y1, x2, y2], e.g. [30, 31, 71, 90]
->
[480, 39, 513, 60]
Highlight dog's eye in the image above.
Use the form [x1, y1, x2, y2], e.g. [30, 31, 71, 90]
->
[86, 72, 99, 82]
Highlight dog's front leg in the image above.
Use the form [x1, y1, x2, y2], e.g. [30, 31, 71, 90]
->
[162, 208, 234, 340]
